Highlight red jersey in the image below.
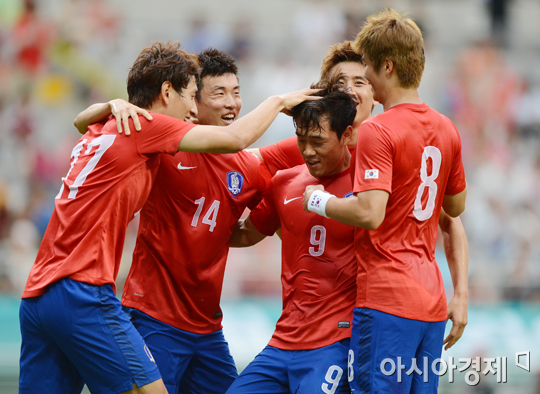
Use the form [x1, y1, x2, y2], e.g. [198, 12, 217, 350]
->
[259, 136, 303, 175]
[353, 103, 466, 322]
[251, 165, 356, 350]
[121, 151, 270, 334]
[23, 114, 195, 298]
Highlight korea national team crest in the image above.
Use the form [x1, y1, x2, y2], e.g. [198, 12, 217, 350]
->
[227, 171, 244, 195]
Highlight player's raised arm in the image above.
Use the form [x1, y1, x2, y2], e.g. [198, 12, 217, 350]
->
[74, 89, 320, 155]
[179, 88, 319, 154]
[74, 99, 152, 135]
[230, 217, 268, 247]
[439, 211, 469, 350]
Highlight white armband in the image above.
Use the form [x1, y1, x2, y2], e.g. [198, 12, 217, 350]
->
[307, 190, 336, 218]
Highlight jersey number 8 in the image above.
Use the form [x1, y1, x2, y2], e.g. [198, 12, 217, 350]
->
[413, 146, 442, 221]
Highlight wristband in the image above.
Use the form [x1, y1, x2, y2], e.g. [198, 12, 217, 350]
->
[307, 190, 336, 218]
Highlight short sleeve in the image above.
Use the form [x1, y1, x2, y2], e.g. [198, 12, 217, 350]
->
[135, 113, 196, 156]
[444, 127, 467, 195]
[247, 161, 273, 211]
[249, 178, 280, 236]
[260, 136, 303, 176]
[353, 121, 393, 194]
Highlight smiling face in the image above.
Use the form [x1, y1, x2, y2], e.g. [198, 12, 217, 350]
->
[196, 73, 241, 126]
[328, 61, 375, 129]
[296, 118, 351, 178]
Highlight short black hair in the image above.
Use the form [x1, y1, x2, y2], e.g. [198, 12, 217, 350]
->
[196, 48, 239, 100]
[291, 82, 357, 140]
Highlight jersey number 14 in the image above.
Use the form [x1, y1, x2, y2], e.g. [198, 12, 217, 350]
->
[191, 197, 220, 232]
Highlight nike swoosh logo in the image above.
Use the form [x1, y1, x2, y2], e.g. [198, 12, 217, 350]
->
[284, 197, 301, 205]
[177, 162, 197, 170]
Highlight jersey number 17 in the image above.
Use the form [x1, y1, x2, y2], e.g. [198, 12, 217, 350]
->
[56, 135, 116, 200]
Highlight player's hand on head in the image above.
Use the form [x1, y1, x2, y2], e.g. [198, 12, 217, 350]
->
[108, 99, 153, 135]
[443, 294, 468, 350]
[279, 88, 321, 116]
[303, 185, 325, 212]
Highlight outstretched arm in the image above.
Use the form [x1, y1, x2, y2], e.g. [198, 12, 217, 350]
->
[230, 217, 268, 247]
[75, 89, 319, 154]
[178, 88, 319, 153]
[439, 210, 469, 350]
[73, 99, 152, 135]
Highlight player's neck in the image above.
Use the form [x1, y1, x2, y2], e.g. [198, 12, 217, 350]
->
[340, 147, 351, 172]
[381, 86, 422, 111]
[320, 147, 351, 178]
[148, 102, 166, 115]
[350, 115, 372, 147]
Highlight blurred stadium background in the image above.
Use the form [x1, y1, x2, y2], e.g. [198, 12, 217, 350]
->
[0, 0, 540, 392]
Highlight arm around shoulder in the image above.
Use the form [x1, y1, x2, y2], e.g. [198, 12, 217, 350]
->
[74, 102, 112, 134]
[74, 99, 152, 135]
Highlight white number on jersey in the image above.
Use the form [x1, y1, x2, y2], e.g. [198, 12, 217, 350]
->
[56, 135, 116, 199]
[321, 365, 344, 394]
[191, 197, 221, 232]
[309, 225, 326, 257]
[413, 146, 442, 221]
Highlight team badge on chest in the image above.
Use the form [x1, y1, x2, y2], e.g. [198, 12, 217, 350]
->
[227, 171, 244, 195]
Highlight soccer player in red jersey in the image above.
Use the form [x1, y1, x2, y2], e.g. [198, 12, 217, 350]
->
[225, 86, 357, 394]
[303, 10, 468, 393]
[76, 48, 272, 394]
[251, 41, 373, 175]
[253, 43, 468, 358]
[19, 42, 316, 394]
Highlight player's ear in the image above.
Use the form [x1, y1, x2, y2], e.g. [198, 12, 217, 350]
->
[384, 59, 394, 76]
[160, 81, 173, 105]
[342, 126, 353, 146]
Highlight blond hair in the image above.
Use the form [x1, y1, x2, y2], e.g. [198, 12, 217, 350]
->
[320, 41, 364, 81]
[353, 8, 425, 88]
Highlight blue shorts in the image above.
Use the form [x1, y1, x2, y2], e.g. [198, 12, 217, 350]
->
[19, 278, 161, 394]
[225, 339, 350, 394]
[348, 308, 446, 394]
[125, 307, 238, 394]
